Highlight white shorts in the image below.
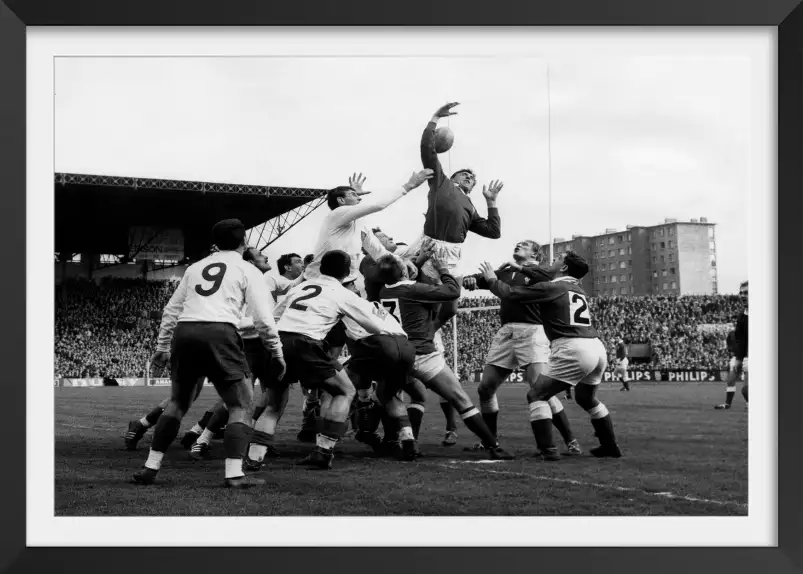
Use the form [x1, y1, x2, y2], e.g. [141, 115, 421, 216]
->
[412, 351, 446, 384]
[614, 358, 629, 378]
[433, 329, 445, 353]
[729, 357, 738, 372]
[485, 323, 550, 370]
[420, 236, 463, 283]
[547, 337, 608, 387]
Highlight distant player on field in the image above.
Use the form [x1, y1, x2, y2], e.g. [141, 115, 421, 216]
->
[132, 219, 286, 488]
[715, 281, 748, 409]
[482, 251, 622, 461]
[463, 240, 582, 455]
[613, 338, 630, 392]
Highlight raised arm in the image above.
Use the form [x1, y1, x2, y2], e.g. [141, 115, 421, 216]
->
[467, 179, 504, 239]
[338, 289, 393, 336]
[329, 169, 433, 228]
[421, 102, 459, 183]
[478, 262, 554, 304]
[155, 273, 191, 352]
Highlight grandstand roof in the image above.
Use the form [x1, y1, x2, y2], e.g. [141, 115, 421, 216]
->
[55, 173, 328, 258]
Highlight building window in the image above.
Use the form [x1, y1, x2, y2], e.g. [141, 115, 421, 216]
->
[659, 229, 665, 237]
[599, 240, 605, 247]
[660, 255, 665, 262]
[630, 286, 635, 293]
[653, 271, 658, 278]
[609, 250, 614, 257]
[670, 227, 675, 236]
[660, 241, 665, 249]
[620, 287, 627, 294]
[708, 227, 714, 237]
[653, 256, 657, 264]
[669, 253, 675, 262]
[620, 274, 627, 282]
[617, 235, 623, 243]
[604, 276, 608, 283]
[609, 237, 615, 245]
[618, 248, 625, 256]
[594, 277, 599, 283]
[627, 233, 632, 241]
[600, 251, 605, 259]
[618, 261, 625, 269]
[662, 270, 667, 277]
[671, 281, 677, 289]
[669, 239, 674, 248]
[629, 274, 633, 281]
[709, 241, 715, 251]
[711, 260, 717, 267]
[628, 246, 632, 255]
[663, 282, 668, 290]
[612, 276, 617, 283]
[670, 267, 675, 274]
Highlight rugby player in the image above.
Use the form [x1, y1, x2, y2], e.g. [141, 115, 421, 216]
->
[131, 219, 286, 488]
[260, 250, 405, 470]
[613, 338, 630, 391]
[377, 253, 515, 460]
[463, 240, 582, 455]
[482, 250, 622, 461]
[715, 281, 748, 409]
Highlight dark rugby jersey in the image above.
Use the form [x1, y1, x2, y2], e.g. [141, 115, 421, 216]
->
[726, 330, 737, 356]
[378, 273, 461, 355]
[734, 310, 748, 359]
[420, 121, 501, 244]
[467, 263, 553, 326]
[488, 276, 599, 341]
[616, 343, 627, 360]
[359, 257, 383, 303]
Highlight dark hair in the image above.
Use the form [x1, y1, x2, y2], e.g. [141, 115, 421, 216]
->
[277, 253, 301, 273]
[320, 250, 352, 280]
[450, 168, 476, 180]
[326, 186, 355, 210]
[304, 254, 315, 266]
[377, 254, 404, 285]
[563, 251, 590, 279]
[212, 219, 246, 251]
[242, 247, 260, 263]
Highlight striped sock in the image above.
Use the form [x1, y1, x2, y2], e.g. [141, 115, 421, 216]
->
[459, 406, 496, 448]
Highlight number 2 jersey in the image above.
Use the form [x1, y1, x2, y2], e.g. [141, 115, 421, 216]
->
[377, 273, 461, 355]
[155, 250, 282, 356]
[275, 275, 396, 342]
[488, 276, 599, 341]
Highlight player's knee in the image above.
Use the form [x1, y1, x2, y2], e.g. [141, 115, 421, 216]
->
[547, 396, 564, 414]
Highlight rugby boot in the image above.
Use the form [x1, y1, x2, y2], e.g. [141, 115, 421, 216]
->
[590, 443, 623, 458]
[355, 430, 384, 455]
[132, 467, 159, 485]
[225, 474, 265, 489]
[564, 439, 583, 456]
[180, 430, 200, 450]
[463, 443, 486, 452]
[714, 404, 731, 410]
[532, 447, 561, 462]
[297, 448, 334, 470]
[242, 457, 263, 472]
[487, 445, 515, 460]
[441, 430, 458, 446]
[124, 420, 147, 451]
[189, 442, 212, 461]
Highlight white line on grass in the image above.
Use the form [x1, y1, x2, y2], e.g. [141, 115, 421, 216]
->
[439, 461, 748, 509]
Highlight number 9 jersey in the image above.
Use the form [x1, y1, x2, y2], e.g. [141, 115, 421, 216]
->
[488, 276, 599, 342]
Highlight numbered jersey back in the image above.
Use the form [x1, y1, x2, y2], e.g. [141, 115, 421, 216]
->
[179, 251, 255, 326]
[277, 278, 348, 341]
[537, 278, 599, 342]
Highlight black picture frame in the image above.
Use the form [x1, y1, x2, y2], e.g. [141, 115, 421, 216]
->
[1, 1, 800, 573]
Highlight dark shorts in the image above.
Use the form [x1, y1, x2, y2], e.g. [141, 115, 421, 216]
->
[243, 337, 273, 390]
[280, 331, 343, 389]
[348, 334, 415, 393]
[323, 320, 348, 355]
[170, 322, 249, 405]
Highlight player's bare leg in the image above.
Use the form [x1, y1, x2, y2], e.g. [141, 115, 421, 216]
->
[246, 384, 290, 470]
[715, 361, 742, 409]
[180, 397, 225, 449]
[133, 377, 206, 485]
[528, 363, 582, 455]
[189, 402, 229, 460]
[297, 371, 356, 470]
[402, 377, 428, 456]
[463, 364, 508, 452]
[375, 381, 417, 461]
[425, 366, 514, 460]
[432, 302, 462, 446]
[347, 367, 384, 454]
[125, 396, 170, 450]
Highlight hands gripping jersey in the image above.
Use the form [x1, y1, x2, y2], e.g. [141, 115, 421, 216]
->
[468, 262, 553, 325]
[420, 122, 501, 244]
[155, 250, 282, 357]
[377, 273, 461, 355]
[276, 275, 395, 341]
[488, 276, 599, 342]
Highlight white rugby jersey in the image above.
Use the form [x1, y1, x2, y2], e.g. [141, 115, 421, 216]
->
[303, 187, 409, 281]
[276, 275, 393, 341]
[238, 271, 279, 340]
[343, 300, 407, 341]
[155, 250, 282, 357]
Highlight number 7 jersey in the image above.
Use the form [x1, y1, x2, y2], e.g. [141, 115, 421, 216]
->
[488, 276, 599, 342]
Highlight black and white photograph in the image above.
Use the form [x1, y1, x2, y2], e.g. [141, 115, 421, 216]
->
[28, 28, 774, 547]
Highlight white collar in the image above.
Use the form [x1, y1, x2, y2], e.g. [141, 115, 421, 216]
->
[385, 279, 416, 288]
[551, 276, 580, 284]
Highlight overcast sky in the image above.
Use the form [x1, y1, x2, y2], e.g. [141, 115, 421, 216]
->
[55, 55, 751, 293]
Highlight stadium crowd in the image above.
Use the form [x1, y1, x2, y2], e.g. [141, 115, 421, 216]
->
[54, 277, 744, 380]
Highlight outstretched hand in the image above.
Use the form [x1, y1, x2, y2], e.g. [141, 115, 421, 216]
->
[349, 173, 370, 196]
[432, 102, 459, 120]
[482, 180, 504, 202]
[478, 261, 497, 282]
[404, 168, 435, 192]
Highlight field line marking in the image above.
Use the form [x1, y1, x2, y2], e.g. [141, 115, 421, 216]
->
[439, 461, 748, 509]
